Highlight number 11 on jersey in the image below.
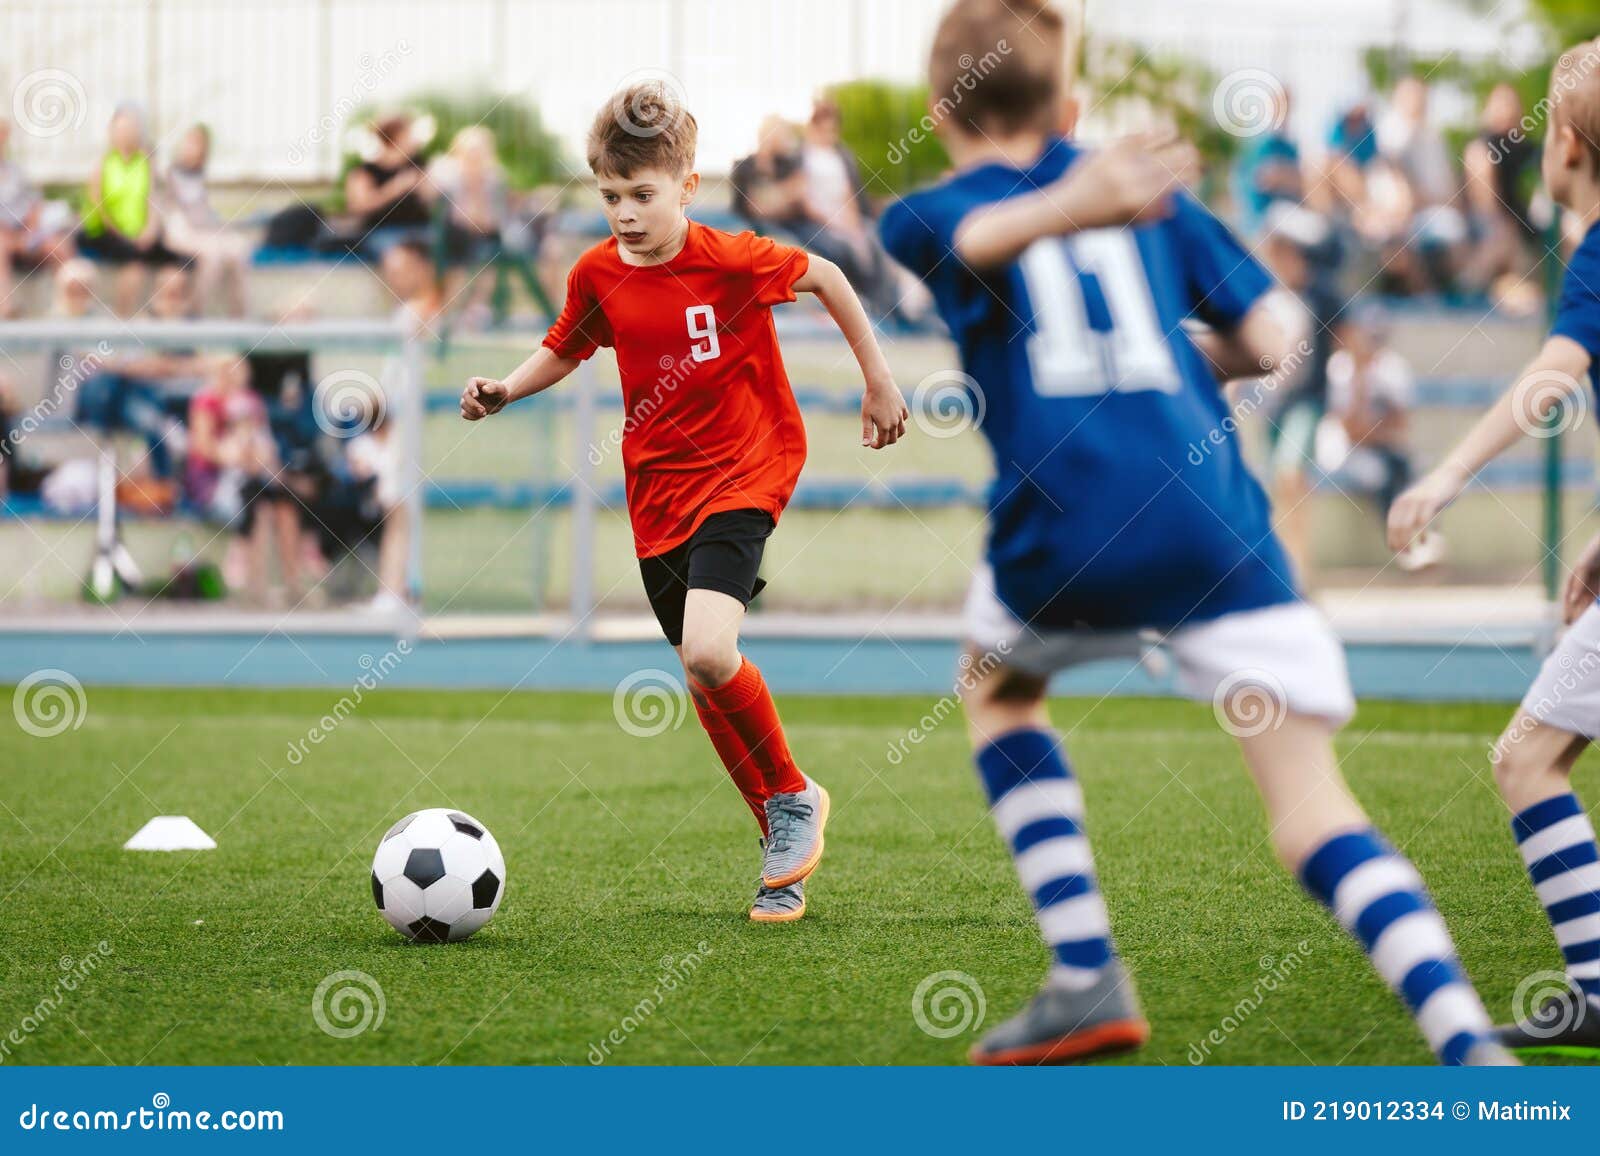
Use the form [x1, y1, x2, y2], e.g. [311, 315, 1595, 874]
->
[1019, 230, 1179, 398]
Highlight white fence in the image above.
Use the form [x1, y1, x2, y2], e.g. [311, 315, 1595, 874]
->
[2, 0, 1539, 183]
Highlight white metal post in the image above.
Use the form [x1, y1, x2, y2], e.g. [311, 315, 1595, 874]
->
[569, 358, 597, 634]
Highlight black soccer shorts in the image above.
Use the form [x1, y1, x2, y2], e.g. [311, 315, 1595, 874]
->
[638, 508, 774, 646]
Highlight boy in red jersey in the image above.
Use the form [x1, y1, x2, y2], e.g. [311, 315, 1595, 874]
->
[461, 83, 908, 922]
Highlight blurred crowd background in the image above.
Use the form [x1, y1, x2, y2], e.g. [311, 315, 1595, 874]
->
[1, 0, 1597, 620]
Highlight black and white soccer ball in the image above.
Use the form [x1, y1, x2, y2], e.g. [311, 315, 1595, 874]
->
[371, 808, 506, 943]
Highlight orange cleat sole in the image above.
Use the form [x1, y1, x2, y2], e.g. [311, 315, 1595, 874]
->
[749, 899, 807, 923]
[762, 784, 830, 889]
[969, 1018, 1150, 1066]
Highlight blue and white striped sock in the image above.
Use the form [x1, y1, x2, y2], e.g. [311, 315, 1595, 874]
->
[1512, 794, 1600, 1008]
[1301, 829, 1494, 1065]
[976, 729, 1114, 990]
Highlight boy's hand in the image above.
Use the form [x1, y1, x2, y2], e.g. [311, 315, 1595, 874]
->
[1057, 132, 1199, 230]
[461, 377, 509, 421]
[1564, 532, 1600, 625]
[1385, 466, 1467, 553]
[861, 379, 909, 449]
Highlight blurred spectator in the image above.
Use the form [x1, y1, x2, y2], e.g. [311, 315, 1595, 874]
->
[346, 404, 410, 613]
[1377, 78, 1455, 206]
[428, 125, 509, 326]
[1258, 203, 1346, 585]
[77, 104, 182, 316]
[185, 355, 301, 604]
[800, 96, 913, 318]
[731, 116, 810, 234]
[0, 370, 51, 499]
[0, 117, 76, 316]
[1461, 83, 1540, 309]
[381, 238, 445, 340]
[1376, 77, 1467, 290]
[1354, 156, 1430, 294]
[51, 257, 100, 319]
[1316, 307, 1414, 510]
[734, 108, 919, 320]
[1318, 102, 1378, 217]
[345, 112, 432, 260]
[160, 124, 251, 317]
[75, 267, 204, 484]
[1231, 88, 1303, 236]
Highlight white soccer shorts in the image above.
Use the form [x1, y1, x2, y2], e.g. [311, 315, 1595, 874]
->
[963, 564, 1356, 727]
[1518, 601, 1600, 739]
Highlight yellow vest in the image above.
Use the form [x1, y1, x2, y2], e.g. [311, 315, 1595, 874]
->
[83, 150, 150, 237]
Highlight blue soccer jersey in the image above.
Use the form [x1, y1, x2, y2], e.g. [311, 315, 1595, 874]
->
[880, 137, 1299, 632]
[1553, 220, 1600, 368]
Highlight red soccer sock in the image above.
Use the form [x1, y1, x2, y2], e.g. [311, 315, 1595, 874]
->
[689, 682, 770, 836]
[696, 658, 807, 797]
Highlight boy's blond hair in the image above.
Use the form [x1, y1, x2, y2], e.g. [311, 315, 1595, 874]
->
[928, 0, 1075, 135]
[586, 81, 698, 178]
[1553, 38, 1600, 168]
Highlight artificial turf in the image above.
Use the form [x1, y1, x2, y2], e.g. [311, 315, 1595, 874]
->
[0, 687, 1591, 1066]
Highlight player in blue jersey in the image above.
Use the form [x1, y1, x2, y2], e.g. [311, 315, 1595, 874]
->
[882, 0, 1512, 1066]
[1389, 42, 1600, 1058]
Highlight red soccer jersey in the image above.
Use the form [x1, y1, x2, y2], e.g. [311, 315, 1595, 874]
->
[542, 221, 810, 558]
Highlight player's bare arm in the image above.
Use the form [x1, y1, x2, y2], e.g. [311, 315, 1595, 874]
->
[1386, 335, 1592, 551]
[793, 254, 909, 448]
[952, 132, 1200, 270]
[1191, 297, 1300, 384]
[460, 346, 582, 421]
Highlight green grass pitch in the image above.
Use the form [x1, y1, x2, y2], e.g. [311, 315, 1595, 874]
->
[1, 687, 1591, 1066]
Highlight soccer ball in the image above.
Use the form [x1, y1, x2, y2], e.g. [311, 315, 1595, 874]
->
[371, 808, 506, 943]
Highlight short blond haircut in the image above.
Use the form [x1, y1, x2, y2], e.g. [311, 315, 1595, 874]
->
[586, 81, 698, 178]
[1552, 38, 1600, 168]
[928, 0, 1074, 135]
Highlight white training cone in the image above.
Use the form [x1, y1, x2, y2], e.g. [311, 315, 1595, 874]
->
[124, 816, 216, 852]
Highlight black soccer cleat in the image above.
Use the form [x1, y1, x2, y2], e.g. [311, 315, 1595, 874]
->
[1496, 985, 1600, 1058]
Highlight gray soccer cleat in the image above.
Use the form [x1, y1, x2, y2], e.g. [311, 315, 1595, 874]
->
[761, 775, 830, 889]
[750, 878, 806, 922]
[1496, 986, 1600, 1058]
[970, 960, 1150, 1066]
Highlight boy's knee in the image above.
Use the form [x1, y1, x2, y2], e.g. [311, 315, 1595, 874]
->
[958, 653, 1048, 734]
[680, 635, 740, 689]
[1491, 724, 1554, 792]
